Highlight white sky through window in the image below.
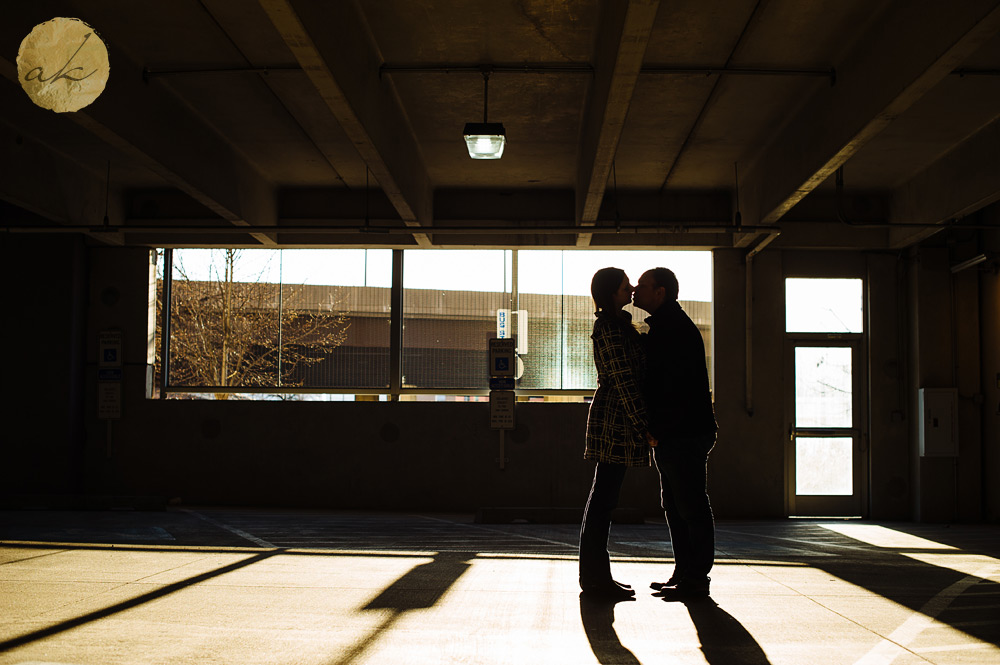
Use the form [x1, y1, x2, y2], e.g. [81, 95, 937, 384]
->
[170, 248, 714, 302]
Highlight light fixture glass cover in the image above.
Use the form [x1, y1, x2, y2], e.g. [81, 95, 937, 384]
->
[463, 122, 506, 159]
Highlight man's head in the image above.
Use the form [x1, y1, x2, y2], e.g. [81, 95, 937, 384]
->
[632, 267, 678, 313]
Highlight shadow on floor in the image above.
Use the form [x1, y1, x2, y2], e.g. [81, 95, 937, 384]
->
[330, 551, 475, 665]
[685, 598, 773, 665]
[579, 594, 642, 665]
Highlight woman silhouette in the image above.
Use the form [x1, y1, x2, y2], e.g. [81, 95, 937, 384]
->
[578, 267, 655, 600]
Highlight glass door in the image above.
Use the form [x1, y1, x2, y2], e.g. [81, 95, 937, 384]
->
[787, 342, 864, 516]
[784, 277, 866, 517]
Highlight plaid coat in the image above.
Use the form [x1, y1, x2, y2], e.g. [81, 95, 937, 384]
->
[584, 312, 651, 466]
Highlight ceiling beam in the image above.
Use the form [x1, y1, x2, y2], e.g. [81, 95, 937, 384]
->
[575, 0, 660, 247]
[738, 0, 1000, 232]
[0, 35, 278, 247]
[196, 0, 350, 192]
[258, 0, 432, 248]
[889, 115, 1000, 247]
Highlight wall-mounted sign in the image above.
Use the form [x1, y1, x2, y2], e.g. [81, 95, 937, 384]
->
[98, 329, 122, 420]
[496, 309, 511, 340]
[496, 309, 528, 354]
[17, 17, 110, 113]
[489, 390, 515, 430]
[488, 337, 515, 378]
[98, 381, 121, 420]
[98, 330, 122, 368]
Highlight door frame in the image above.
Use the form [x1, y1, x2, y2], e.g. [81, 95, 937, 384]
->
[784, 335, 869, 517]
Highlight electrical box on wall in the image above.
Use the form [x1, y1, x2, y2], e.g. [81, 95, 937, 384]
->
[918, 388, 958, 457]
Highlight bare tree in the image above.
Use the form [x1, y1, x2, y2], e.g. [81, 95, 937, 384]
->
[155, 249, 350, 398]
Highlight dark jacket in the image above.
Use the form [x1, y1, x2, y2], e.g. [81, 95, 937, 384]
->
[642, 300, 718, 441]
[584, 310, 651, 466]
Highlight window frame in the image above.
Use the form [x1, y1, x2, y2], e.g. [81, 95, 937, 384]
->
[155, 248, 713, 400]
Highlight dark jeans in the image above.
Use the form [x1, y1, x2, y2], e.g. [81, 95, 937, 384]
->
[653, 435, 716, 580]
[579, 462, 627, 588]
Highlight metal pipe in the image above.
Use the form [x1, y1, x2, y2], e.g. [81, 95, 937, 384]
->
[380, 63, 594, 76]
[742, 230, 781, 417]
[746, 230, 781, 258]
[143, 65, 301, 81]
[642, 65, 835, 84]
[378, 63, 835, 80]
[745, 252, 754, 417]
[146, 63, 837, 81]
[3, 222, 760, 235]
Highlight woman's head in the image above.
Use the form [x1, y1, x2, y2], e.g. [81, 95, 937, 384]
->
[591, 267, 632, 315]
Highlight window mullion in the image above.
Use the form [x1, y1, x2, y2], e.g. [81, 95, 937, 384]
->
[389, 249, 404, 399]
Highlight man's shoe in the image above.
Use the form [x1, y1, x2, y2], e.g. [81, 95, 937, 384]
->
[649, 575, 680, 591]
[655, 576, 710, 600]
[581, 582, 636, 601]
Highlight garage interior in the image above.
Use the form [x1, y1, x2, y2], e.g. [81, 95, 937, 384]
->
[1, 1, 999, 663]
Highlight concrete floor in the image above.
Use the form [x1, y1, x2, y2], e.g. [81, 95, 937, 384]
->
[1, 509, 998, 665]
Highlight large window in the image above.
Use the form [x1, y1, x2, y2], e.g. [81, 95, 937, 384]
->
[157, 249, 391, 398]
[401, 250, 512, 391]
[516, 250, 712, 390]
[154, 249, 712, 399]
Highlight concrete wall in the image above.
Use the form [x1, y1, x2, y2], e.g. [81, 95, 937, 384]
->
[907, 246, 986, 522]
[710, 249, 785, 517]
[1, 232, 996, 521]
[82, 245, 666, 513]
[980, 223, 1000, 522]
[867, 252, 911, 519]
[0, 233, 88, 495]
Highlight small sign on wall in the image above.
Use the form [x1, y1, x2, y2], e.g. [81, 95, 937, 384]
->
[99, 330, 122, 368]
[490, 390, 515, 430]
[98, 329, 122, 419]
[488, 337, 516, 377]
[98, 381, 121, 419]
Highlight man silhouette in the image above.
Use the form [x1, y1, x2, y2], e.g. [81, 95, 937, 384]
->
[632, 267, 718, 599]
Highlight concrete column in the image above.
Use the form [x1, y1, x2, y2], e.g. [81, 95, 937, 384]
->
[85, 246, 162, 494]
[981, 226, 1000, 521]
[0, 233, 88, 495]
[866, 253, 910, 519]
[711, 248, 785, 517]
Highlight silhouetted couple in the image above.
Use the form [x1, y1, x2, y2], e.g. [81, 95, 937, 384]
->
[579, 267, 718, 601]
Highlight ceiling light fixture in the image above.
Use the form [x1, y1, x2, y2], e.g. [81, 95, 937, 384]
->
[463, 68, 505, 159]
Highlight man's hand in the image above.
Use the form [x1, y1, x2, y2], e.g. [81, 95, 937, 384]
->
[646, 432, 658, 447]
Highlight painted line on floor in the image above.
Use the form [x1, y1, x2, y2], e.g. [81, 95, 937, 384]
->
[182, 509, 277, 548]
[914, 642, 997, 654]
[852, 564, 999, 665]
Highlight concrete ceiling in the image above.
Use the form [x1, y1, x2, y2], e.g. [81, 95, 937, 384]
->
[2, 0, 1000, 250]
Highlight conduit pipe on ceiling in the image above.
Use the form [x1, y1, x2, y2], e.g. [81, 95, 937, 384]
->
[377, 63, 836, 81]
[144, 62, 837, 81]
[149, 62, 990, 81]
[832, 167, 999, 231]
[2, 222, 760, 236]
[8, 218, 991, 236]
